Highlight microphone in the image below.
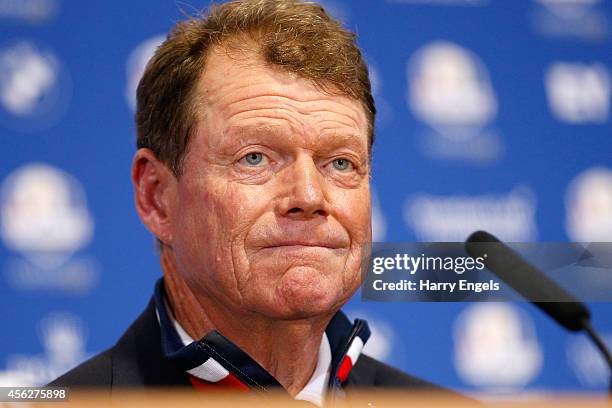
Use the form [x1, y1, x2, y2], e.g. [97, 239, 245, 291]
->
[465, 230, 612, 393]
[465, 230, 589, 331]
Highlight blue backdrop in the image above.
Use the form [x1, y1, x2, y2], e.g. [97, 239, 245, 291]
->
[1, 0, 611, 397]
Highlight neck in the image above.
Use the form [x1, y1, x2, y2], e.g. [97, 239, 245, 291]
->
[160, 247, 331, 396]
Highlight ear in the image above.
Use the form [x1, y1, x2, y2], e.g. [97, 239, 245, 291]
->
[131, 148, 176, 246]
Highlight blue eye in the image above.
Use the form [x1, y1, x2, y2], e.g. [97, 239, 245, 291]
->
[332, 158, 352, 171]
[241, 152, 265, 166]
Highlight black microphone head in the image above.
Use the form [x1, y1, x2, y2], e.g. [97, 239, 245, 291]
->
[466, 230, 500, 244]
[465, 230, 591, 332]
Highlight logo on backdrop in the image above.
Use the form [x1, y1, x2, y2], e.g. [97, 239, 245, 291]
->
[404, 187, 537, 242]
[545, 62, 610, 124]
[0, 163, 98, 293]
[0, 313, 92, 386]
[407, 41, 502, 163]
[453, 303, 542, 390]
[0, 40, 71, 132]
[531, 0, 608, 41]
[0, 0, 59, 24]
[565, 167, 612, 242]
[125, 35, 165, 111]
[408, 41, 497, 129]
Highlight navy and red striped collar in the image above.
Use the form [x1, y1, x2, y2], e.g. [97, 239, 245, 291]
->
[153, 278, 370, 396]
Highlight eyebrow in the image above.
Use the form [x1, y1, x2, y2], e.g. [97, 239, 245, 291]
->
[221, 124, 286, 150]
[225, 124, 285, 139]
[223, 124, 367, 156]
[321, 131, 367, 154]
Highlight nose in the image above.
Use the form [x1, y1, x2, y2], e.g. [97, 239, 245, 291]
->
[278, 154, 329, 219]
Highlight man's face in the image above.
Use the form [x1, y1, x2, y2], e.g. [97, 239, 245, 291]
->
[167, 47, 371, 320]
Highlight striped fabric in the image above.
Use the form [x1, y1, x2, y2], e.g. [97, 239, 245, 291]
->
[153, 278, 371, 396]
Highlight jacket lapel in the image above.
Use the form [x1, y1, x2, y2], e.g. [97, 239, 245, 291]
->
[110, 297, 190, 387]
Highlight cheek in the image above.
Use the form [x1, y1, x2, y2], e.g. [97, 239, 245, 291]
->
[170, 179, 233, 284]
[335, 187, 371, 289]
[336, 187, 372, 242]
[177, 178, 242, 240]
[172, 178, 269, 285]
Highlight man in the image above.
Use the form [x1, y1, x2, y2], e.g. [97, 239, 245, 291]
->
[50, 0, 448, 404]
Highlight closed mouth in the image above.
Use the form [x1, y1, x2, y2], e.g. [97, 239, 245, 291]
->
[265, 243, 336, 249]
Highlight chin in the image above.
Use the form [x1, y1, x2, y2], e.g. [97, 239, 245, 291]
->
[281, 292, 340, 320]
[266, 267, 348, 320]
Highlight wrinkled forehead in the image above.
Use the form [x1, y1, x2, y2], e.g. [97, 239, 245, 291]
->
[193, 40, 369, 137]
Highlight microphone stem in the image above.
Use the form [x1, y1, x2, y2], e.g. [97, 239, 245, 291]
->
[580, 318, 612, 395]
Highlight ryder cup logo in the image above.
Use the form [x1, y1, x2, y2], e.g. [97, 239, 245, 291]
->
[407, 41, 497, 135]
[565, 167, 612, 242]
[0, 0, 59, 24]
[0, 163, 94, 269]
[545, 62, 610, 124]
[535, 0, 601, 20]
[0, 40, 70, 132]
[531, 0, 607, 41]
[125, 35, 165, 111]
[453, 303, 542, 390]
[0, 312, 90, 386]
[406, 41, 501, 162]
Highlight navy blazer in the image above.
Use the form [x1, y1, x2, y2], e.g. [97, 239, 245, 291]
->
[49, 297, 452, 395]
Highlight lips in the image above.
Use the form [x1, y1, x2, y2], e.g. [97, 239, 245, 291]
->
[264, 240, 342, 249]
[247, 220, 351, 253]
[257, 236, 350, 252]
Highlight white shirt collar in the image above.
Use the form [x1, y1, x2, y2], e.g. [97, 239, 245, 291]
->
[294, 332, 332, 407]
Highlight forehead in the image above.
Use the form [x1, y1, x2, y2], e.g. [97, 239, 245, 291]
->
[194, 45, 369, 139]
